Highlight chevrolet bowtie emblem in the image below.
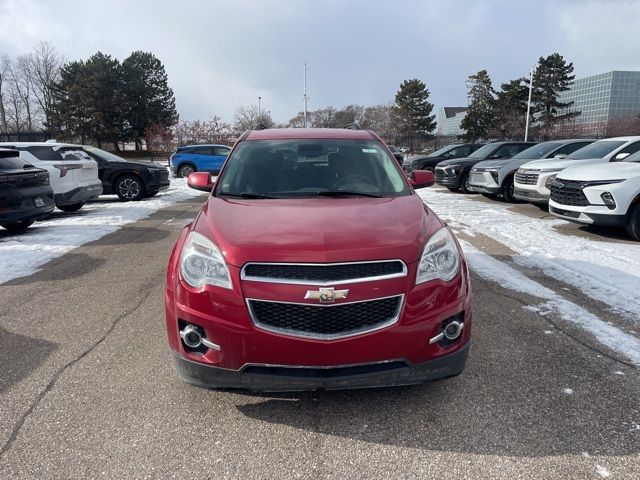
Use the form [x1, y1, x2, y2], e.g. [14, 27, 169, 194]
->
[305, 287, 349, 303]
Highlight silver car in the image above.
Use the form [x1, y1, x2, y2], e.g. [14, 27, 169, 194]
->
[468, 139, 594, 202]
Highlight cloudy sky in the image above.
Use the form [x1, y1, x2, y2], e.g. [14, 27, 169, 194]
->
[1, 0, 639, 124]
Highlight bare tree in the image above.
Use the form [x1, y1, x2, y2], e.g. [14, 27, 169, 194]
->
[233, 104, 274, 133]
[0, 54, 11, 132]
[24, 41, 63, 129]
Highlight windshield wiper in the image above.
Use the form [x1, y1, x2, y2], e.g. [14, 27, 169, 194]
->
[315, 190, 383, 198]
[218, 192, 279, 199]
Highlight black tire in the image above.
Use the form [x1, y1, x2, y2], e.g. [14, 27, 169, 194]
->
[626, 203, 640, 241]
[447, 187, 458, 192]
[177, 164, 196, 178]
[502, 175, 519, 203]
[459, 174, 473, 194]
[115, 174, 145, 201]
[58, 203, 84, 212]
[481, 193, 496, 199]
[1, 219, 35, 232]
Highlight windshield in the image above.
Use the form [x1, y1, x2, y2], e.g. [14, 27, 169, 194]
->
[387, 144, 401, 153]
[215, 139, 410, 198]
[0, 151, 33, 170]
[468, 144, 499, 159]
[566, 141, 626, 160]
[83, 146, 125, 162]
[512, 142, 562, 159]
[427, 145, 457, 157]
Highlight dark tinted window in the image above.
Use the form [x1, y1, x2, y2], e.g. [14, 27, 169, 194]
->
[553, 141, 593, 156]
[0, 150, 32, 170]
[22, 146, 62, 160]
[193, 146, 213, 155]
[512, 142, 562, 159]
[613, 141, 640, 160]
[177, 147, 196, 154]
[216, 139, 409, 198]
[469, 144, 501, 159]
[493, 144, 528, 159]
[449, 146, 471, 157]
[566, 141, 626, 160]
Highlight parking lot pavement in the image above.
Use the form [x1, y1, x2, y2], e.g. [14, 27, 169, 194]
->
[1, 196, 639, 479]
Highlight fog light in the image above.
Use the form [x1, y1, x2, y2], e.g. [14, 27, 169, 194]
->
[429, 316, 465, 344]
[545, 175, 557, 189]
[601, 192, 616, 210]
[179, 323, 221, 351]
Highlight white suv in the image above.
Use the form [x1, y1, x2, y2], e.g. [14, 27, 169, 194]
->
[0, 142, 103, 212]
[548, 152, 640, 240]
[513, 136, 640, 204]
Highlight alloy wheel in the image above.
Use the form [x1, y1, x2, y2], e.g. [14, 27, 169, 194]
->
[119, 178, 141, 200]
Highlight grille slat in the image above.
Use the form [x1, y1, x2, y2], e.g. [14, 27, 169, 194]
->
[248, 296, 402, 339]
[515, 171, 539, 185]
[242, 261, 405, 284]
[550, 180, 590, 206]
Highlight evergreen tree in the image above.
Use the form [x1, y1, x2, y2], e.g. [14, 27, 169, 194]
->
[50, 52, 125, 147]
[531, 53, 579, 138]
[460, 70, 495, 142]
[122, 51, 177, 149]
[492, 78, 529, 140]
[393, 79, 435, 149]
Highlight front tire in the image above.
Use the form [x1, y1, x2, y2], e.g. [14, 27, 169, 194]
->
[626, 204, 640, 241]
[116, 174, 145, 201]
[460, 174, 473, 194]
[177, 164, 195, 178]
[58, 203, 84, 212]
[502, 175, 519, 203]
[1, 219, 35, 232]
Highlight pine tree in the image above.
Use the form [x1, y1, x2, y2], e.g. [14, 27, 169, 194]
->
[531, 53, 579, 138]
[122, 51, 177, 150]
[492, 78, 529, 140]
[393, 79, 436, 150]
[460, 70, 495, 142]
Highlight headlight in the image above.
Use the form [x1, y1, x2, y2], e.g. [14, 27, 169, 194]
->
[416, 227, 460, 284]
[180, 231, 232, 289]
[545, 174, 557, 188]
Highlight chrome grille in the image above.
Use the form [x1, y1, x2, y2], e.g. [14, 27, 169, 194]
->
[515, 171, 539, 185]
[247, 295, 403, 339]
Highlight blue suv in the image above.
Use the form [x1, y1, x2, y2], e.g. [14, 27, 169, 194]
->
[169, 144, 231, 177]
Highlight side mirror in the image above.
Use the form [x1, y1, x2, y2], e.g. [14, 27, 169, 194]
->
[411, 170, 435, 189]
[554, 154, 568, 159]
[187, 172, 215, 192]
[613, 152, 630, 161]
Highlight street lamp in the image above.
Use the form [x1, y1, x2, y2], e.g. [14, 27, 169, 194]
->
[258, 96, 262, 114]
[524, 65, 536, 142]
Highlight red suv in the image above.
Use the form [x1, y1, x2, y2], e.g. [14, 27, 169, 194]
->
[165, 128, 472, 391]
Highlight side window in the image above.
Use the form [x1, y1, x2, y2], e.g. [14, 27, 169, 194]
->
[213, 147, 230, 156]
[59, 148, 92, 161]
[24, 146, 62, 160]
[612, 141, 640, 161]
[553, 142, 589, 156]
[194, 146, 213, 155]
[493, 145, 518, 158]
[450, 146, 469, 158]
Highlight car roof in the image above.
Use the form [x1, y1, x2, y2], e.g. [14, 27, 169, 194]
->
[245, 128, 375, 141]
[594, 136, 640, 142]
[180, 144, 230, 148]
[0, 141, 82, 148]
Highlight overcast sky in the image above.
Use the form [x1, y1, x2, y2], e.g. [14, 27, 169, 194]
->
[1, 0, 639, 124]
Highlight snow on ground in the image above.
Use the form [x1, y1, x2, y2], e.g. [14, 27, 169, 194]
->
[460, 240, 640, 365]
[419, 188, 640, 322]
[0, 178, 203, 284]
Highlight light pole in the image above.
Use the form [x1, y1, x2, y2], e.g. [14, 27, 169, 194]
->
[524, 65, 536, 142]
[303, 61, 308, 128]
[258, 96, 262, 115]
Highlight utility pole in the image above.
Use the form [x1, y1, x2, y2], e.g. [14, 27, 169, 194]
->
[303, 61, 308, 128]
[258, 96, 262, 114]
[525, 65, 536, 142]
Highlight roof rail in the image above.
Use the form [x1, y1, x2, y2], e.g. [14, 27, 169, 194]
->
[343, 123, 361, 130]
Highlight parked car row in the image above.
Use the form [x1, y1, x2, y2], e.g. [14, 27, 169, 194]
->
[0, 141, 170, 232]
[422, 136, 640, 240]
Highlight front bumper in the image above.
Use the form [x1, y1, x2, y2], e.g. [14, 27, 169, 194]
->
[173, 341, 469, 391]
[468, 171, 501, 194]
[147, 169, 171, 192]
[548, 203, 628, 228]
[513, 188, 548, 203]
[435, 171, 462, 188]
[54, 182, 103, 206]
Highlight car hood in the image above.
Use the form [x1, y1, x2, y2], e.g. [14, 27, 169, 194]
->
[558, 162, 640, 181]
[116, 160, 165, 169]
[436, 157, 479, 168]
[519, 158, 601, 171]
[193, 195, 443, 266]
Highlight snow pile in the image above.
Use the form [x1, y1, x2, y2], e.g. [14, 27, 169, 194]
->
[460, 240, 640, 365]
[419, 188, 640, 321]
[0, 178, 204, 284]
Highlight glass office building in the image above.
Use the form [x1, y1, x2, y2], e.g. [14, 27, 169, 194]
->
[437, 107, 467, 136]
[558, 71, 640, 135]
